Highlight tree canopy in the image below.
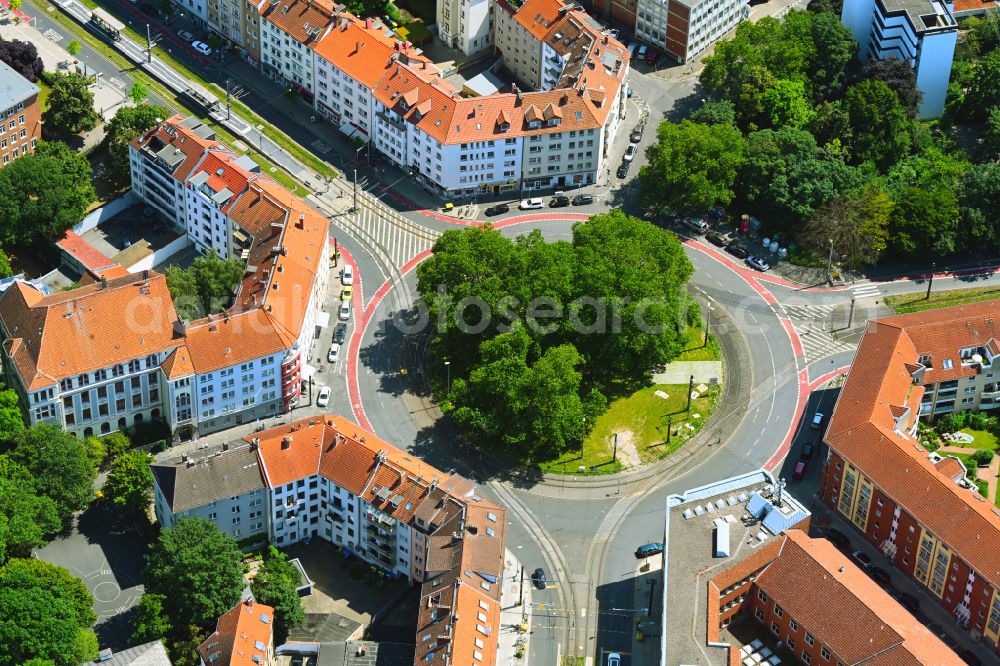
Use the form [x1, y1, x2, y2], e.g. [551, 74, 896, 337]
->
[0, 141, 97, 246]
[144, 517, 245, 628]
[0, 390, 24, 446]
[0, 457, 60, 560]
[0, 40, 42, 82]
[102, 450, 154, 515]
[842, 79, 912, 168]
[102, 104, 169, 186]
[959, 161, 1000, 252]
[165, 249, 245, 320]
[9, 423, 96, 518]
[43, 73, 100, 134]
[890, 186, 959, 256]
[131, 593, 172, 644]
[862, 57, 922, 118]
[967, 48, 1000, 119]
[800, 184, 893, 268]
[250, 548, 304, 644]
[639, 120, 746, 213]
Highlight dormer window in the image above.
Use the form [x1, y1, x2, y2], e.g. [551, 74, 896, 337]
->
[919, 354, 932, 368]
[498, 122, 510, 132]
[548, 118, 560, 127]
[528, 120, 541, 129]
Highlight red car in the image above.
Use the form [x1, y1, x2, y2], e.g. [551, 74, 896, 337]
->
[645, 48, 658, 65]
[793, 460, 807, 480]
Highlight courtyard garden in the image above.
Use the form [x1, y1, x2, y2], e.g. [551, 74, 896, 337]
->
[918, 412, 1000, 506]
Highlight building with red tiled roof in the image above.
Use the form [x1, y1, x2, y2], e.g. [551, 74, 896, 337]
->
[245, 415, 507, 665]
[952, 0, 996, 14]
[199, 599, 276, 666]
[820, 301, 1000, 654]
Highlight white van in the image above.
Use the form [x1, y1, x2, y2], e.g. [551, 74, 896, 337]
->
[682, 217, 709, 234]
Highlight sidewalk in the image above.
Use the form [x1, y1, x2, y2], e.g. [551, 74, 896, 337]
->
[629, 555, 662, 665]
[499, 548, 531, 665]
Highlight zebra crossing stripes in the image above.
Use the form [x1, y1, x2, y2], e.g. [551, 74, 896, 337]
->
[782, 303, 857, 363]
[351, 204, 439, 270]
[851, 282, 882, 299]
[782, 304, 835, 320]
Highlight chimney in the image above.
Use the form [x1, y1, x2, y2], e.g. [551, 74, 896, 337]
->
[143, 269, 149, 280]
[281, 435, 292, 450]
[100, 276, 108, 289]
[297, 213, 305, 228]
[222, 442, 230, 451]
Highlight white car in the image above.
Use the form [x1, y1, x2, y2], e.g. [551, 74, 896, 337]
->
[638, 45, 648, 57]
[339, 300, 351, 321]
[519, 198, 543, 210]
[623, 144, 637, 162]
[177, 30, 195, 42]
[316, 386, 331, 407]
[328, 343, 340, 363]
[191, 41, 213, 56]
[341, 264, 354, 285]
[607, 654, 621, 666]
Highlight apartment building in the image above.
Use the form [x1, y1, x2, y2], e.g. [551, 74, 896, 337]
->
[841, 0, 957, 118]
[0, 60, 41, 167]
[820, 302, 1000, 652]
[709, 530, 963, 665]
[199, 599, 277, 666]
[0, 117, 328, 441]
[636, 0, 748, 63]
[493, 0, 563, 88]
[259, 0, 337, 98]
[151, 440, 269, 544]
[437, 0, 492, 54]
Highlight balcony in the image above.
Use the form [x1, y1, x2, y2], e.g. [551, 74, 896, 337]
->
[377, 112, 406, 133]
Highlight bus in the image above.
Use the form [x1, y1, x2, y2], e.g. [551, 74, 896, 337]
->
[89, 8, 125, 41]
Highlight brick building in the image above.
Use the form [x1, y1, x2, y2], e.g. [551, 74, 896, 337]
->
[0, 59, 42, 167]
[820, 302, 1000, 651]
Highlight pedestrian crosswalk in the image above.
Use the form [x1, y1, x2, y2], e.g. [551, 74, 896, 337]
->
[782, 303, 857, 364]
[349, 198, 440, 270]
[851, 282, 882, 299]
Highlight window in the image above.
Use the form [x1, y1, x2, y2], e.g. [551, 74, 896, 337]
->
[821, 647, 831, 660]
[774, 605, 783, 618]
[787, 636, 796, 649]
[790, 619, 798, 632]
[802, 651, 812, 665]
[770, 622, 780, 635]
[805, 633, 814, 646]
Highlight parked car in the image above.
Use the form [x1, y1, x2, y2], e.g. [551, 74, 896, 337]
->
[623, 144, 637, 162]
[550, 195, 571, 208]
[898, 592, 920, 613]
[519, 198, 544, 210]
[825, 528, 850, 551]
[616, 161, 630, 178]
[338, 300, 351, 321]
[317, 386, 331, 407]
[334, 323, 347, 344]
[705, 231, 728, 247]
[531, 568, 547, 589]
[607, 653, 621, 666]
[572, 194, 593, 206]
[801, 441, 814, 459]
[682, 217, 709, 234]
[870, 567, 891, 587]
[340, 286, 353, 301]
[627, 43, 637, 58]
[630, 124, 645, 143]
[328, 343, 340, 363]
[634, 542, 664, 558]
[645, 48, 658, 65]
[960, 649, 982, 666]
[793, 460, 806, 480]
[340, 264, 354, 285]
[638, 44, 648, 57]
[191, 41, 213, 56]
[177, 29, 195, 42]
[745, 255, 770, 271]
[727, 245, 748, 260]
[810, 412, 825, 429]
[852, 550, 873, 568]
[484, 203, 509, 216]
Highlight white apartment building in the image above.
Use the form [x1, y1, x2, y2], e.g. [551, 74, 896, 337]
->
[841, 0, 957, 118]
[259, 0, 336, 99]
[635, 0, 748, 63]
[437, 0, 492, 54]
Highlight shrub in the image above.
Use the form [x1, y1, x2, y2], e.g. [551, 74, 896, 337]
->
[970, 411, 990, 431]
[976, 479, 989, 497]
[973, 449, 994, 467]
[935, 412, 965, 434]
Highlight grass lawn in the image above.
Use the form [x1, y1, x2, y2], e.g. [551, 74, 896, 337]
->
[674, 323, 721, 362]
[397, 0, 436, 22]
[885, 286, 1000, 314]
[537, 383, 720, 475]
[395, 20, 432, 44]
[37, 78, 52, 114]
[958, 428, 998, 450]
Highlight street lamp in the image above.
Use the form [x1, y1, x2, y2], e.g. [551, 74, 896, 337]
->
[703, 304, 712, 347]
[927, 261, 936, 300]
[444, 361, 451, 397]
[827, 238, 834, 274]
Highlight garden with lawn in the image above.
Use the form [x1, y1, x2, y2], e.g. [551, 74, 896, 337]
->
[920, 412, 1000, 506]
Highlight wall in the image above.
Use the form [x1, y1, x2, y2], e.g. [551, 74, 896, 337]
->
[840, 0, 878, 55]
[73, 191, 141, 235]
[128, 233, 192, 273]
[914, 28, 957, 119]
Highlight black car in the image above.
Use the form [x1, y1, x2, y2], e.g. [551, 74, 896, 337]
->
[825, 528, 850, 551]
[531, 567, 547, 589]
[572, 194, 593, 206]
[634, 542, 664, 558]
[705, 231, 728, 247]
[629, 124, 645, 143]
[484, 203, 509, 216]
[726, 245, 748, 260]
[616, 161, 630, 178]
[869, 567, 891, 587]
[801, 441, 814, 459]
[334, 323, 347, 345]
[549, 195, 571, 208]
[899, 592, 920, 613]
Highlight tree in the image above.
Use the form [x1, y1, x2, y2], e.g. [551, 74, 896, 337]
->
[0, 559, 98, 665]
[885, 146, 970, 196]
[808, 11, 857, 100]
[737, 127, 863, 228]
[10, 423, 97, 518]
[640, 120, 746, 213]
[250, 548, 304, 644]
[144, 517, 245, 628]
[0, 141, 97, 245]
[8, 0, 21, 11]
[102, 430, 131, 461]
[102, 450, 154, 515]
[967, 48, 1000, 119]
[799, 185, 892, 268]
[0, 39, 42, 82]
[129, 82, 149, 106]
[808, 0, 843, 15]
[0, 457, 61, 559]
[102, 104, 167, 185]
[83, 436, 107, 470]
[165, 249, 244, 320]
[959, 161, 1000, 252]
[890, 186, 959, 256]
[66, 40, 81, 56]
[863, 57, 922, 118]
[0, 248, 12, 279]
[974, 449, 995, 466]
[131, 593, 172, 644]
[0, 389, 24, 445]
[984, 106, 1000, 158]
[689, 100, 737, 126]
[43, 73, 100, 134]
[961, 15, 1000, 58]
[842, 79, 912, 169]
[761, 79, 815, 128]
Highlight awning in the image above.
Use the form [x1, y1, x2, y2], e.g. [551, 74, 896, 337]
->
[315, 310, 331, 329]
[338, 123, 361, 139]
